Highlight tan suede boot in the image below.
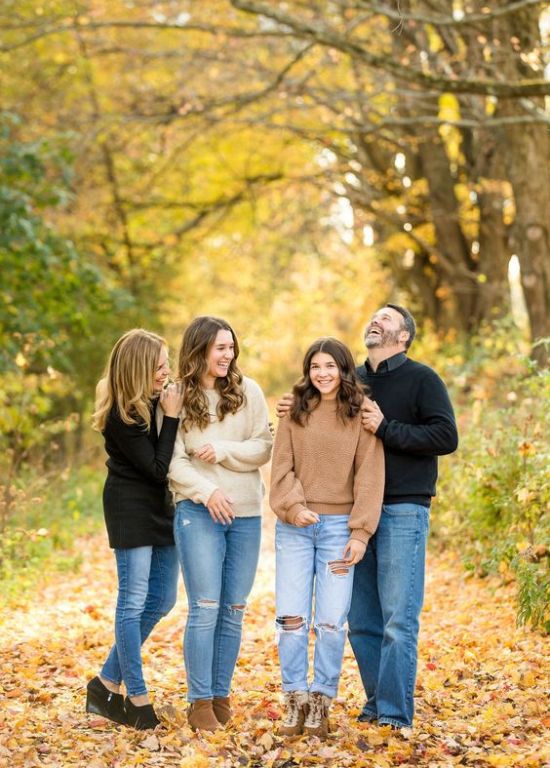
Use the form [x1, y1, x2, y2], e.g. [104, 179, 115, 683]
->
[303, 692, 331, 740]
[277, 691, 309, 737]
[212, 696, 232, 725]
[187, 699, 221, 732]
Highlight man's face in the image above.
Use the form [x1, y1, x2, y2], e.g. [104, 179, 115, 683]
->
[364, 307, 408, 349]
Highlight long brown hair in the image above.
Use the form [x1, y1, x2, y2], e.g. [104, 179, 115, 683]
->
[290, 337, 365, 426]
[92, 328, 166, 432]
[178, 316, 244, 431]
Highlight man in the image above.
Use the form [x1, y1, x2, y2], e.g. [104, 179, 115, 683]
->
[276, 304, 458, 730]
[348, 304, 458, 729]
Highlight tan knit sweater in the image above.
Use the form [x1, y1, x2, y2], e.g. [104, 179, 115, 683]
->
[269, 399, 385, 544]
[168, 377, 272, 517]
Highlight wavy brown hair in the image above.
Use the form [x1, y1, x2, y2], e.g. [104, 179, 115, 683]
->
[178, 316, 245, 431]
[290, 337, 366, 426]
[92, 328, 167, 433]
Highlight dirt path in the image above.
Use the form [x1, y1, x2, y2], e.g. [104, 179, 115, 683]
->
[0, 515, 548, 767]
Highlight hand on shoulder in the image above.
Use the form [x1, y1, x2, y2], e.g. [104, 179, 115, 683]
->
[275, 392, 294, 418]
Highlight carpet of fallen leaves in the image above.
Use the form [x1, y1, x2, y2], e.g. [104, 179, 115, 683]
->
[1, 513, 549, 768]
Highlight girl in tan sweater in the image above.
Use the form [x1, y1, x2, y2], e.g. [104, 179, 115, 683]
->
[270, 337, 384, 739]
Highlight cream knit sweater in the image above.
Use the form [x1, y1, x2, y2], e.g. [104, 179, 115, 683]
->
[269, 399, 385, 543]
[168, 377, 272, 517]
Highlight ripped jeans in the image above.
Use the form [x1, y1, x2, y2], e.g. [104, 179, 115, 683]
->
[275, 515, 354, 698]
[174, 499, 261, 701]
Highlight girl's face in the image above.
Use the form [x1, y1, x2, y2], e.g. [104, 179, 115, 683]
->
[309, 351, 341, 400]
[153, 347, 170, 393]
[203, 329, 235, 385]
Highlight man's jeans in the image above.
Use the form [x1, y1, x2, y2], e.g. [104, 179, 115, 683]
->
[101, 544, 179, 697]
[275, 515, 355, 699]
[174, 499, 261, 701]
[348, 503, 430, 728]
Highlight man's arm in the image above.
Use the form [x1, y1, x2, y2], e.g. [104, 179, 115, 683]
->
[363, 371, 458, 455]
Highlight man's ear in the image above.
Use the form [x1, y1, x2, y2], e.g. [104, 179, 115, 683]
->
[398, 330, 410, 346]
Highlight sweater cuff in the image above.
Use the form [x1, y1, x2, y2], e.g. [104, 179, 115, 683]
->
[196, 483, 220, 507]
[375, 417, 388, 439]
[349, 529, 371, 545]
[286, 503, 307, 525]
[209, 441, 228, 463]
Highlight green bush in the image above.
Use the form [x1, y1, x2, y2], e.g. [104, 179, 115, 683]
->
[434, 327, 549, 633]
[0, 465, 104, 603]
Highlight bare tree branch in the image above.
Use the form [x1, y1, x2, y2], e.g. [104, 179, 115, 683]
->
[356, 0, 546, 28]
[230, 0, 550, 97]
[0, 18, 295, 53]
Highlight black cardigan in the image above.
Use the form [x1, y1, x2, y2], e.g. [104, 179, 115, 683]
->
[101, 399, 179, 549]
[356, 356, 458, 506]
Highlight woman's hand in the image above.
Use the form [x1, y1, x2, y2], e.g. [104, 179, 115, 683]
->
[275, 393, 294, 418]
[207, 488, 235, 525]
[195, 443, 217, 464]
[342, 538, 367, 565]
[293, 509, 320, 527]
[160, 383, 184, 418]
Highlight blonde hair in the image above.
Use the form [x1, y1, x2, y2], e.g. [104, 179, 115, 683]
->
[92, 328, 167, 433]
[177, 316, 244, 431]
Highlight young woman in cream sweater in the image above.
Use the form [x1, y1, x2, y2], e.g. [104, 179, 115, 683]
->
[270, 337, 384, 739]
[168, 316, 272, 732]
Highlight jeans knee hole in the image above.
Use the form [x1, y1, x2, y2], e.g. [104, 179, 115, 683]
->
[316, 622, 338, 633]
[197, 599, 219, 609]
[277, 615, 305, 631]
[328, 559, 351, 577]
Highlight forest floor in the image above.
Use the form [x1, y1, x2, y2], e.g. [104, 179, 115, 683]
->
[0, 514, 548, 768]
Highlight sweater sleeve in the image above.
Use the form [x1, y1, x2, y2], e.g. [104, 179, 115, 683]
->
[269, 416, 308, 525]
[106, 407, 179, 483]
[376, 369, 458, 456]
[347, 429, 385, 544]
[168, 428, 219, 506]
[209, 380, 273, 472]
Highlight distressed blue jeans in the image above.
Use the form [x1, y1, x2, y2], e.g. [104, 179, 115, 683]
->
[348, 503, 430, 728]
[275, 515, 355, 699]
[101, 545, 179, 697]
[174, 499, 261, 701]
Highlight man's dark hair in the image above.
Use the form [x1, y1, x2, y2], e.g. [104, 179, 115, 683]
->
[386, 304, 416, 350]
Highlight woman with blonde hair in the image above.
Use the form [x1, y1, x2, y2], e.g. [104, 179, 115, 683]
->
[169, 316, 272, 732]
[86, 328, 183, 730]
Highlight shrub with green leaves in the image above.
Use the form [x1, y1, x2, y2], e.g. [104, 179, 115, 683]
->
[434, 325, 549, 633]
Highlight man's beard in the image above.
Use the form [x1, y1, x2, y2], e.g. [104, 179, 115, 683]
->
[365, 327, 402, 348]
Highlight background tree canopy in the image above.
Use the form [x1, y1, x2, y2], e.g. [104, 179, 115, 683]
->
[1, 0, 549, 366]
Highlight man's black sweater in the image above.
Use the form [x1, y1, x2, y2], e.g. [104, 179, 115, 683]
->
[356, 354, 458, 507]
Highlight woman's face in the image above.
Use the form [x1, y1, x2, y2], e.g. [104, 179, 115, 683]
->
[153, 347, 170, 393]
[204, 329, 235, 382]
[309, 351, 341, 399]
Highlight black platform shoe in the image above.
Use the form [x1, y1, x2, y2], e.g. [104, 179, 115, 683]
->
[86, 676, 127, 725]
[124, 697, 160, 730]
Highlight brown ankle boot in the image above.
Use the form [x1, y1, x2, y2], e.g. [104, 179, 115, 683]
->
[212, 696, 232, 725]
[303, 692, 331, 740]
[187, 699, 221, 732]
[278, 691, 309, 737]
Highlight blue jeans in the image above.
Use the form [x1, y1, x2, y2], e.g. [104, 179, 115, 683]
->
[275, 515, 355, 699]
[348, 503, 430, 728]
[101, 545, 179, 697]
[174, 500, 261, 701]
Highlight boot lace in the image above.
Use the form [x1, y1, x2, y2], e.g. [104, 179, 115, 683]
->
[283, 692, 306, 726]
[304, 692, 328, 729]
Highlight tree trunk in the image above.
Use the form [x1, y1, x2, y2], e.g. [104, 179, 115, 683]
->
[495, 6, 550, 365]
